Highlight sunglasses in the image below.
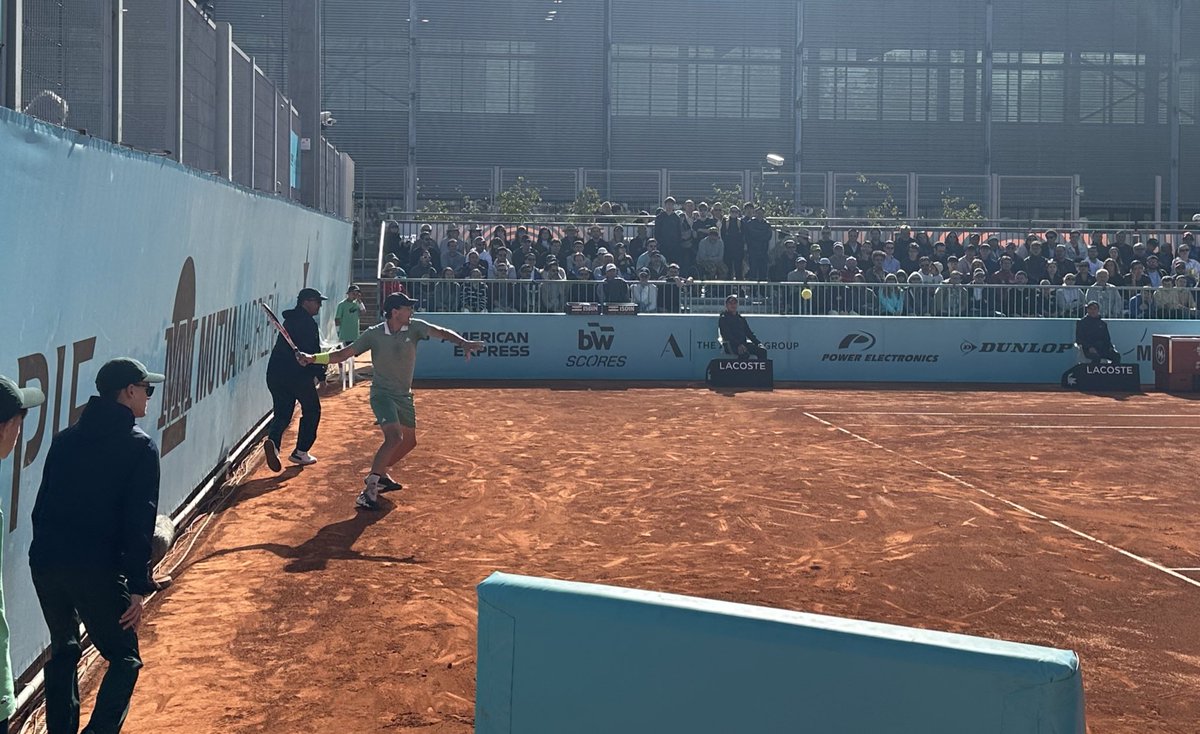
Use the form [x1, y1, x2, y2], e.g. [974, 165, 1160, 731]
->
[135, 382, 156, 397]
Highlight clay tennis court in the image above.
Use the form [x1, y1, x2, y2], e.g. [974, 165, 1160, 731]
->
[55, 381, 1200, 733]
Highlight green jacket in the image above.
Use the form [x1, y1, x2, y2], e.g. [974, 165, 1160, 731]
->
[1, 507, 14, 721]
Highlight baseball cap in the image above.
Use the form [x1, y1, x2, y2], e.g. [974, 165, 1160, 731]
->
[346, 284, 361, 293]
[725, 294, 739, 302]
[0, 375, 45, 422]
[605, 263, 618, 272]
[818, 257, 831, 265]
[95, 358, 165, 395]
[638, 267, 650, 275]
[382, 292, 419, 312]
[297, 287, 327, 303]
[420, 224, 432, 232]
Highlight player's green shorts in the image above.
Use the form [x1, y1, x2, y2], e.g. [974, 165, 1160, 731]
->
[369, 387, 416, 428]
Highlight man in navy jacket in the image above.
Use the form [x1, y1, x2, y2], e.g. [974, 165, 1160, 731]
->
[29, 357, 164, 734]
[263, 288, 328, 470]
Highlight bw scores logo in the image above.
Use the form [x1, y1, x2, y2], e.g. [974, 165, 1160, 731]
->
[568, 322, 626, 368]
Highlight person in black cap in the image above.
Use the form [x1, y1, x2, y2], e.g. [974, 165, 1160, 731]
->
[297, 292, 484, 510]
[263, 287, 328, 471]
[1, 376, 45, 734]
[28, 357, 165, 734]
[718, 294, 768, 360]
[1075, 300, 1120, 363]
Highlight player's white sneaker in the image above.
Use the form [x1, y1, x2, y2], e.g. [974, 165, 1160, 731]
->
[289, 450, 318, 466]
[355, 475, 381, 510]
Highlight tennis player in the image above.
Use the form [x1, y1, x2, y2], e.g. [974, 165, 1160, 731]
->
[298, 292, 484, 510]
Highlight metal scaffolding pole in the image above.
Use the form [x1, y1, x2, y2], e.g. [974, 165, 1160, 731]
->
[405, 0, 418, 212]
[1168, 0, 1181, 223]
[1, 0, 19, 110]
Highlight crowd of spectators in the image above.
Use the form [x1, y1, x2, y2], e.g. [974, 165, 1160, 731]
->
[380, 201, 1200, 318]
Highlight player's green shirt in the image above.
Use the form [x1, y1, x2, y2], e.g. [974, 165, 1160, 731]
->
[335, 298, 363, 344]
[350, 319, 432, 394]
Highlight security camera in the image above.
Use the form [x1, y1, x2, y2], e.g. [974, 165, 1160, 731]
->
[320, 111, 337, 128]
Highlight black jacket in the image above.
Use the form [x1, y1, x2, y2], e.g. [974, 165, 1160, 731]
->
[1075, 315, 1113, 351]
[29, 397, 160, 595]
[743, 217, 773, 253]
[719, 311, 760, 348]
[267, 306, 325, 382]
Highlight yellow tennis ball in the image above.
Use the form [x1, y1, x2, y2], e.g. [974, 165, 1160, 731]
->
[801, 288, 813, 301]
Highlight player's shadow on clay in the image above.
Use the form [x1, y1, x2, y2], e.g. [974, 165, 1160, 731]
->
[202, 499, 422, 573]
[223, 467, 304, 508]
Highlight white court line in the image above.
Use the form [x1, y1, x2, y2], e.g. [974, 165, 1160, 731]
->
[807, 411, 1196, 418]
[802, 412, 1200, 591]
[831, 424, 1200, 430]
[1170, 568, 1200, 572]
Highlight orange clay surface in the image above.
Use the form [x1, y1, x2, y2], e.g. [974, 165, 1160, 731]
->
[65, 382, 1200, 733]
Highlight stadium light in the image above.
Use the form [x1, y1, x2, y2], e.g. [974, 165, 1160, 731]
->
[760, 154, 786, 199]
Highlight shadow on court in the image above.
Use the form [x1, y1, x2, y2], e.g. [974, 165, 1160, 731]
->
[201, 498, 421, 573]
[221, 466, 304, 509]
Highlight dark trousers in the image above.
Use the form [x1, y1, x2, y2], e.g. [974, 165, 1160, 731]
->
[724, 248, 745, 280]
[1084, 345, 1121, 364]
[266, 373, 320, 452]
[31, 568, 143, 734]
[725, 341, 769, 360]
[747, 247, 769, 281]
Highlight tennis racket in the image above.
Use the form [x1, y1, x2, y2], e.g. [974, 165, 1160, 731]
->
[261, 302, 299, 353]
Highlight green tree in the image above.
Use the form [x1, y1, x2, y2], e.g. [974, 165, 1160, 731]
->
[842, 174, 902, 223]
[711, 182, 794, 218]
[710, 183, 745, 212]
[940, 189, 984, 228]
[566, 186, 603, 217]
[497, 176, 543, 216]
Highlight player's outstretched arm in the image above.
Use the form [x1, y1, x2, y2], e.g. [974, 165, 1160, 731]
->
[428, 324, 485, 361]
[297, 344, 357, 366]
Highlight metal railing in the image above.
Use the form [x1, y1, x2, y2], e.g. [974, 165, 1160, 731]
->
[5, 0, 353, 219]
[377, 278, 1200, 319]
[356, 167, 1082, 220]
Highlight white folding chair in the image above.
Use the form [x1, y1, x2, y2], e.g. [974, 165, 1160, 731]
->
[339, 352, 356, 389]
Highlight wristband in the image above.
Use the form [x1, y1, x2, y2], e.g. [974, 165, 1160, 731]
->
[313, 353, 331, 365]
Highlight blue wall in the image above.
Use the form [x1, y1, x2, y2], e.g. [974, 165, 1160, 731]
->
[412, 313, 1199, 384]
[477, 572, 1086, 734]
[0, 107, 351, 679]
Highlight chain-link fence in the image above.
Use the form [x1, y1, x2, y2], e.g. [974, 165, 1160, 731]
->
[10, 0, 352, 219]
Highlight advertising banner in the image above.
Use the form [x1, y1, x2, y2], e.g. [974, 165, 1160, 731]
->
[412, 314, 1200, 384]
[0, 108, 351, 679]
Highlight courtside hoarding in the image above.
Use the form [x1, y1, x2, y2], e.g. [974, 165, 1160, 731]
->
[0, 108, 351, 680]
[413, 313, 1200, 383]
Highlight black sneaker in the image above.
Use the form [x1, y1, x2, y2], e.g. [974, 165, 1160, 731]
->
[263, 438, 282, 472]
[378, 477, 403, 493]
[355, 475, 381, 510]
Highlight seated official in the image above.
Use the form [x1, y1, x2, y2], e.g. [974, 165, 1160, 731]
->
[1075, 300, 1120, 363]
[718, 294, 768, 360]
